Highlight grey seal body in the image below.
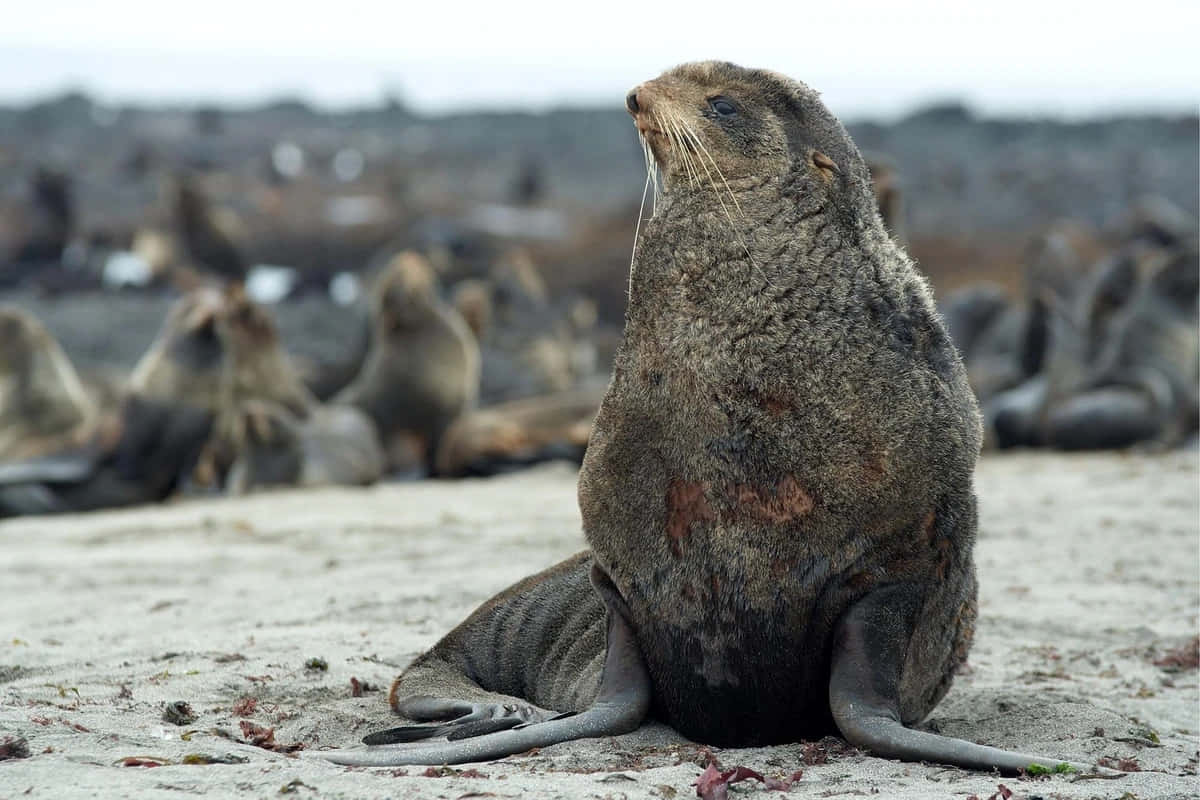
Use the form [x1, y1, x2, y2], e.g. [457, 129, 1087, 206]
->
[314, 62, 1089, 774]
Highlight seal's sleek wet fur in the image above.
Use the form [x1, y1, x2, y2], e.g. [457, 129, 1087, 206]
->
[316, 62, 1085, 773]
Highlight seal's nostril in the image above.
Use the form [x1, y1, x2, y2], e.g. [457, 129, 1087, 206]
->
[626, 91, 639, 114]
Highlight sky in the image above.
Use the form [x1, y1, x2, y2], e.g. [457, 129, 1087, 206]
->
[2, 0, 1197, 118]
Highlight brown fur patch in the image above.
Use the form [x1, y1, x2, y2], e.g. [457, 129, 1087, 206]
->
[950, 595, 977, 672]
[846, 570, 876, 592]
[861, 450, 888, 482]
[666, 479, 715, 557]
[934, 536, 954, 581]
[757, 392, 790, 417]
[387, 677, 404, 711]
[733, 475, 814, 523]
[921, 510, 937, 543]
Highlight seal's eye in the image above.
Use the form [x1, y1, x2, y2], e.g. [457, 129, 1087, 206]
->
[708, 97, 737, 117]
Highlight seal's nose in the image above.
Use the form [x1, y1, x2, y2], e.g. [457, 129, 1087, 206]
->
[625, 90, 640, 114]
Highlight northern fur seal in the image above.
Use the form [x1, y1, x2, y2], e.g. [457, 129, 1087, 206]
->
[989, 241, 1199, 450]
[174, 175, 248, 283]
[455, 249, 596, 405]
[434, 386, 604, 477]
[8, 167, 73, 268]
[316, 62, 1084, 773]
[131, 285, 383, 491]
[0, 307, 98, 462]
[0, 308, 213, 516]
[335, 251, 479, 473]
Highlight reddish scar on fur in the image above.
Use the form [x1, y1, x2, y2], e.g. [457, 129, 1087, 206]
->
[666, 479, 716, 557]
[734, 475, 814, 523]
[758, 392, 790, 416]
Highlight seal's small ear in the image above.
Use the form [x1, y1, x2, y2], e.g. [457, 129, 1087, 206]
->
[812, 151, 839, 177]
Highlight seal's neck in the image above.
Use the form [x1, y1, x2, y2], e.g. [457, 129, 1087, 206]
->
[657, 171, 783, 222]
[624, 162, 905, 346]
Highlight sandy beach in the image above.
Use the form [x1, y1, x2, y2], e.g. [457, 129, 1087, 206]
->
[1, 451, 1197, 800]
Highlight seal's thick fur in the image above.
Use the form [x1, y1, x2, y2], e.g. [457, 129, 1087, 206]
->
[316, 62, 1085, 774]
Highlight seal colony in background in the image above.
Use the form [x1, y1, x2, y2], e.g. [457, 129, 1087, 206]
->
[312, 62, 1091, 773]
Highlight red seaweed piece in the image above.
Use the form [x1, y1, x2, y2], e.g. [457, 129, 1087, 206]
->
[238, 720, 304, 753]
[1153, 636, 1200, 671]
[695, 762, 800, 798]
[232, 696, 258, 717]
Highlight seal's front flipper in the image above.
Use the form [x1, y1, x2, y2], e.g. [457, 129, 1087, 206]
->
[311, 564, 650, 766]
[829, 583, 1093, 774]
[0, 447, 99, 516]
[0, 448, 98, 486]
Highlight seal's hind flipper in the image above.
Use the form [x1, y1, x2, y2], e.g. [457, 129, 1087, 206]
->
[362, 713, 531, 745]
[310, 564, 650, 766]
[360, 698, 548, 744]
[829, 583, 1096, 774]
[0, 484, 68, 516]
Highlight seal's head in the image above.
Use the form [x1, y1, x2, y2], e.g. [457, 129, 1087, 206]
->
[374, 251, 439, 329]
[221, 283, 312, 416]
[130, 288, 228, 407]
[130, 285, 310, 416]
[626, 61, 871, 210]
[222, 283, 283, 360]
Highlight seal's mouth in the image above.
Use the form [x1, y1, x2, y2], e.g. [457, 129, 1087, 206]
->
[636, 121, 666, 139]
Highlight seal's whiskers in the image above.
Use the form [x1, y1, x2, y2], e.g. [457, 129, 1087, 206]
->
[667, 112, 772, 289]
[678, 117, 743, 215]
[662, 113, 700, 188]
[628, 165, 653, 298]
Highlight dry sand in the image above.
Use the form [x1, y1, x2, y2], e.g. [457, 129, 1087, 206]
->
[0, 451, 1197, 800]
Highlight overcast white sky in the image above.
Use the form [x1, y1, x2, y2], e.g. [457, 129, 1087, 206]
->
[2, 0, 1197, 118]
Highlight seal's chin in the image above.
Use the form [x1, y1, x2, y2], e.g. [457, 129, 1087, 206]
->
[640, 130, 671, 171]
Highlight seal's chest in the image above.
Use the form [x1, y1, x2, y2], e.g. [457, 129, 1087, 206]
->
[639, 605, 839, 745]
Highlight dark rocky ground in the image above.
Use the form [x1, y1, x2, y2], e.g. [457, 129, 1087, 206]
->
[0, 91, 1196, 374]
